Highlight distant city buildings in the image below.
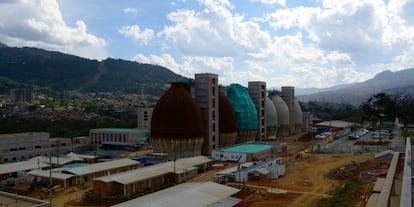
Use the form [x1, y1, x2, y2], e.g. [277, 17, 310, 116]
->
[89, 128, 148, 147]
[0, 132, 90, 163]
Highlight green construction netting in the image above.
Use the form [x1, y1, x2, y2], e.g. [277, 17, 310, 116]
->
[225, 84, 258, 131]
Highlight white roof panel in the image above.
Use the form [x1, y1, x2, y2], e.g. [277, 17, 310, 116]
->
[28, 169, 74, 180]
[113, 182, 240, 207]
[95, 156, 213, 185]
[64, 158, 139, 176]
[0, 160, 49, 175]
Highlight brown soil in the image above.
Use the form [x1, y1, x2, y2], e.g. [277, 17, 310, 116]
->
[245, 153, 373, 207]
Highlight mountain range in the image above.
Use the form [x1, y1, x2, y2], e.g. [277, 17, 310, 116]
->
[297, 68, 414, 105]
[1, 43, 413, 105]
[0, 45, 183, 95]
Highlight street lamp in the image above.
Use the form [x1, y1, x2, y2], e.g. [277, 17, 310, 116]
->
[379, 113, 385, 143]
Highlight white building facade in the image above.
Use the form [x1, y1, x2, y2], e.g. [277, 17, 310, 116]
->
[235, 156, 285, 182]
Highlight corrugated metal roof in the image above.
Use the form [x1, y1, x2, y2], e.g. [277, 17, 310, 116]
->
[113, 182, 240, 207]
[215, 163, 253, 176]
[66, 152, 96, 160]
[64, 158, 139, 176]
[95, 156, 212, 185]
[315, 120, 355, 128]
[251, 168, 270, 175]
[30, 156, 76, 165]
[28, 169, 74, 180]
[0, 160, 49, 175]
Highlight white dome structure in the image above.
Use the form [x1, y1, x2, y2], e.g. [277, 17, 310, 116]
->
[294, 99, 303, 133]
[266, 97, 279, 137]
[271, 94, 290, 137]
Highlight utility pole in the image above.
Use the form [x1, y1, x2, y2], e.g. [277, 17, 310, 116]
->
[49, 153, 53, 207]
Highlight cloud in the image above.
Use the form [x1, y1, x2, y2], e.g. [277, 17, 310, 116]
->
[132, 53, 235, 83]
[158, 0, 272, 57]
[123, 7, 137, 14]
[0, 0, 107, 60]
[249, 0, 286, 6]
[119, 25, 154, 45]
[264, 0, 414, 66]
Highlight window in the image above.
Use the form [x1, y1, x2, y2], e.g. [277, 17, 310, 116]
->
[35, 145, 41, 149]
[144, 111, 148, 121]
[10, 148, 17, 151]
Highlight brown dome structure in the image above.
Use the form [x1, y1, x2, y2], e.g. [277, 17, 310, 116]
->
[151, 82, 203, 159]
[218, 92, 237, 147]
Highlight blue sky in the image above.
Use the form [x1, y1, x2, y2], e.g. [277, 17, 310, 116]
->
[1, 0, 414, 89]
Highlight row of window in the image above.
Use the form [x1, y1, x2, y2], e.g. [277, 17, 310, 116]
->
[91, 133, 128, 144]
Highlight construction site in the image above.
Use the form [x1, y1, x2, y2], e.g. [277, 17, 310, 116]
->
[1, 132, 402, 207]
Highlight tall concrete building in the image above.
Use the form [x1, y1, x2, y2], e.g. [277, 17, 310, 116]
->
[248, 81, 267, 141]
[194, 73, 219, 156]
[10, 89, 33, 103]
[281, 86, 295, 135]
[137, 104, 154, 131]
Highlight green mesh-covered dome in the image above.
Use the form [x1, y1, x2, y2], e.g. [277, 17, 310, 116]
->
[225, 84, 258, 131]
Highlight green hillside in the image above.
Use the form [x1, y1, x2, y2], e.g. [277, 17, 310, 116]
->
[0, 46, 184, 95]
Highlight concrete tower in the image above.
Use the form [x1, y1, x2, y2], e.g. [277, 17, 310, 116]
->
[137, 104, 154, 131]
[281, 86, 295, 135]
[248, 81, 267, 141]
[194, 73, 219, 156]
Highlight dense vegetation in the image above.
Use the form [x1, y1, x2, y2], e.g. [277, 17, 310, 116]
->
[0, 114, 137, 138]
[360, 92, 414, 125]
[300, 101, 363, 123]
[301, 92, 414, 125]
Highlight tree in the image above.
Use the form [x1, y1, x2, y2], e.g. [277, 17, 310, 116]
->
[360, 93, 395, 123]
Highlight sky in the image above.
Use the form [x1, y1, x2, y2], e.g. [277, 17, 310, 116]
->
[0, 0, 414, 89]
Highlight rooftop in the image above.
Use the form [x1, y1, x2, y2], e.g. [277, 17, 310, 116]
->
[0, 160, 49, 175]
[63, 158, 139, 176]
[315, 120, 355, 128]
[95, 156, 213, 185]
[240, 156, 281, 173]
[113, 182, 240, 207]
[221, 143, 274, 153]
[92, 128, 145, 133]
